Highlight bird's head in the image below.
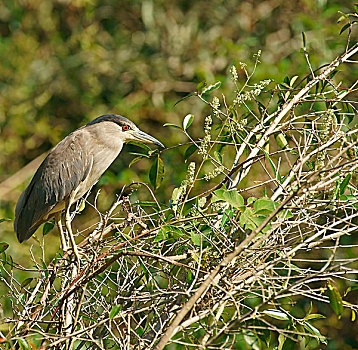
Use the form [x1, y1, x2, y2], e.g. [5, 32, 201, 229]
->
[87, 114, 165, 148]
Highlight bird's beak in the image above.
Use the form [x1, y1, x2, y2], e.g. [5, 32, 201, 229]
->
[132, 130, 165, 148]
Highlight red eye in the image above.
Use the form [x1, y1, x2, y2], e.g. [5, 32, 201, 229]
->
[122, 125, 129, 131]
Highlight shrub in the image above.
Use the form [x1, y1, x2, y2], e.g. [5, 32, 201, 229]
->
[1, 7, 357, 350]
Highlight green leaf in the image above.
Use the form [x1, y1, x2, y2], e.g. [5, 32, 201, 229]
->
[304, 313, 326, 321]
[278, 333, 286, 350]
[191, 232, 201, 246]
[337, 15, 346, 23]
[303, 321, 327, 344]
[120, 232, 132, 242]
[154, 228, 168, 242]
[351, 309, 356, 322]
[239, 208, 255, 229]
[109, 305, 121, 319]
[129, 156, 145, 168]
[128, 151, 150, 157]
[340, 23, 350, 35]
[341, 194, 356, 202]
[344, 285, 358, 296]
[184, 144, 197, 162]
[214, 150, 223, 164]
[21, 278, 33, 289]
[213, 189, 244, 209]
[337, 11, 349, 21]
[191, 250, 199, 264]
[247, 197, 256, 205]
[243, 331, 259, 349]
[278, 209, 293, 219]
[0, 218, 11, 223]
[240, 208, 267, 231]
[283, 76, 290, 85]
[16, 338, 31, 350]
[139, 260, 149, 281]
[290, 75, 299, 87]
[173, 93, 196, 107]
[254, 198, 277, 215]
[201, 81, 221, 94]
[263, 309, 289, 321]
[0, 242, 9, 254]
[339, 173, 351, 195]
[41, 260, 49, 278]
[134, 201, 162, 208]
[78, 199, 86, 212]
[222, 209, 234, 227]
[127, 141, 152, 152]
[162, 225, 185, 238]
[186, 269, 194, 283]
[327, 281, 343, 318]
[43, 222, 55, 236]
[183, 114, 194, 130]
[302, 31, 307, 47]
[163, 123, 182, 129]
[262, 149, 280, 181]
[6, 254, 13, 270]
[149, 156, 164, 190]
[276, 133, 289, 149]
[196, 81, 207, 90]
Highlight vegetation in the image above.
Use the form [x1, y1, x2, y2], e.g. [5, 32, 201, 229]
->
[0, 1, 357, 349]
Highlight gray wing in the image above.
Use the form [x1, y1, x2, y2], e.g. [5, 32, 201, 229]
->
[14, 131, 92, 242]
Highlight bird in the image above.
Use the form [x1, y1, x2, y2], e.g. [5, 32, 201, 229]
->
[14, 114, 164, 262]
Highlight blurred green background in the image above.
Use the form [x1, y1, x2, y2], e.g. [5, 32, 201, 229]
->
[0, 0, 357, 348]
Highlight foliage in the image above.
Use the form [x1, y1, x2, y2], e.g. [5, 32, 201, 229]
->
[0, 1, 358, 349]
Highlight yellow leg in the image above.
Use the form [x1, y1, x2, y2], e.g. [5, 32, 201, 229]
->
[65, 204, 81, 266]
[55, 213, 69, 252]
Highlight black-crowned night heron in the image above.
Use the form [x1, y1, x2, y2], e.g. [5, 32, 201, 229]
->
[14, 114, 164, 262]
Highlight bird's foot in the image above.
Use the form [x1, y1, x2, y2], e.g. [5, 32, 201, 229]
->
[70, 245, 92, 266]
[72, 244, 81, 267]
